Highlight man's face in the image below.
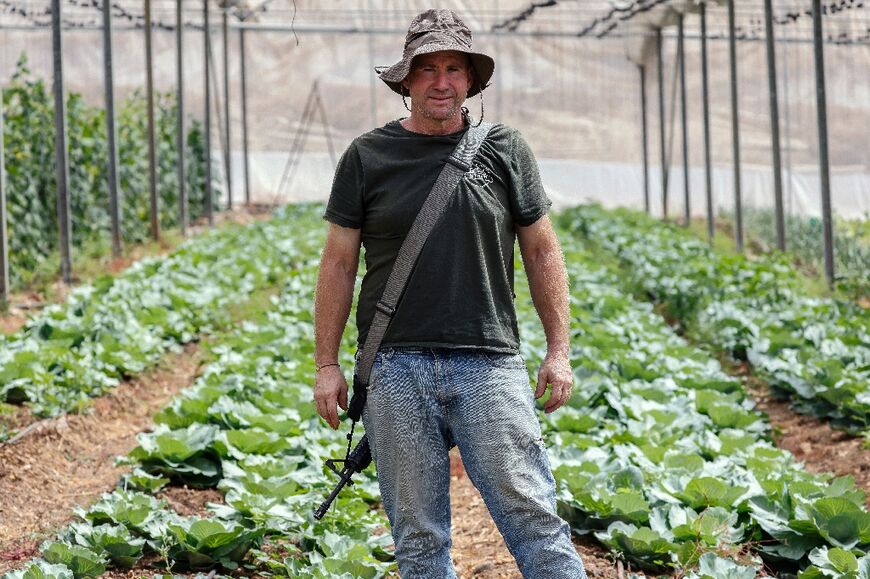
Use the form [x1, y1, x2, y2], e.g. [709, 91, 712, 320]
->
[402, 51, 474, 122]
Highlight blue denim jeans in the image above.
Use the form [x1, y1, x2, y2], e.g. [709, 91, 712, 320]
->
[361, 347, 587, 579]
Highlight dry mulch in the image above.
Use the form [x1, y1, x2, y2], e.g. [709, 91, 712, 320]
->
[0, 344, 203, 575]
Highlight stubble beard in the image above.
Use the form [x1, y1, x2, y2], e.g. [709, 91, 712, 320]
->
[416, 93, 465, 122]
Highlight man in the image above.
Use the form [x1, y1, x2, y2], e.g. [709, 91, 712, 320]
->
[313, 9, 587, 579]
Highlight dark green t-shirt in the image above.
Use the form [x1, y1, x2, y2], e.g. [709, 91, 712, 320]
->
[324, 119, 551, 353]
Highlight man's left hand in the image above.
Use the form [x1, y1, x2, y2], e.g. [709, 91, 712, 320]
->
[534, 352, 574, 413]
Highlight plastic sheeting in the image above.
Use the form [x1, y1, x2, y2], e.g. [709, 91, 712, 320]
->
[224, 151, 870, 220]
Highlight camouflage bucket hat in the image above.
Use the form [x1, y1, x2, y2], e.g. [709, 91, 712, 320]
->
[378, 9, 495, 98]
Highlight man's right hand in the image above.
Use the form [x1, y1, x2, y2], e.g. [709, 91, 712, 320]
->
[314, 366, 349, 429]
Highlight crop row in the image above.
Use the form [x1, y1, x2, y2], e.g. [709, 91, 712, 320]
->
[2, 56, 215, 283]
[4, 205, 394, 579]
[720, 206, 870, 299]
[525, 232, 870, 576]
[5, 205, 869, 578]
[0, 205, 318, 428]
[559, 206, 870, 438]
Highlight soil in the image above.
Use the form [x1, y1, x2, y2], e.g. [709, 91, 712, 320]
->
[157, 486, 225, 519]
[738, 365, 870, 508]
[448, 451, 652, 579]
[0, 344, 203, 575]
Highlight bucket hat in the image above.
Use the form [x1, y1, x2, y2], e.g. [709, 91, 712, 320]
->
[378, 9, 494, 98]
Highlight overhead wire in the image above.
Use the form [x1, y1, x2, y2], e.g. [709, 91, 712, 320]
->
[0, 0, 277, 31]
[490, 0, 868, 44]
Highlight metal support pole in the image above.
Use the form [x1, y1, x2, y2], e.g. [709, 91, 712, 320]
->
[239, 27, 251, 205]
[782, 32, 794, 220]
[812, 0, 835, 286]
[640, 64, 650, 214]
[203, 0, 213, 225]
[176, 0, 187, 236]
[764, 0, 785, 251]
[0, 89, 9, 308]
[728, 0, 743, 252]
[495, 0, 503, 121]
[102, 0, 122, 257]
[222, 8, 233, 209]
[52, 0, 73, 284]
[145, 0, 159, 240]
[678, 13, 689, 226]
[656, 28, 668, 219]
[700, 2, 714, 243]
[366, 0, 377, 127]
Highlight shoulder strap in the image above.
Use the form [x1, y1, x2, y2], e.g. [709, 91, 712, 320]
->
[347, 121, 494, 420]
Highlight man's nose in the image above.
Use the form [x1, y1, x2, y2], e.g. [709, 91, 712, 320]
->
[432, 71, 451, 89]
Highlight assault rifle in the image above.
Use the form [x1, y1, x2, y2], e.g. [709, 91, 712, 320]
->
[314, 384, 371, 520]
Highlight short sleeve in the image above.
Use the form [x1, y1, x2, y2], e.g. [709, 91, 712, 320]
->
[324, 142, 365, 229]
[507, 129, 551, 227]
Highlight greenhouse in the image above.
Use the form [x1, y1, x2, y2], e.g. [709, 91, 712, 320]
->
[0, 1, 868, 577]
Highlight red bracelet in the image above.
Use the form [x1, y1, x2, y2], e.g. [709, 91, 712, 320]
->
[316, 362, 340, 372]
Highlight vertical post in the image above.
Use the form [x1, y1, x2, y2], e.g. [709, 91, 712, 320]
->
[812, 0, 834, 286]
[656, 28, 668, 219]
[366, 0, 377, 127]
[678, 13, 689, 226]
[102, 0, 122, 257]
[145, 0, 159, 240]
[728, 0, 743, 252]
[52, 0, 73, 284]
[222, 8, 233, 209]
[239, 27, 251, 205]
[700, 1, 714, 243]
[764, 0, 785, 251]
[176, 0, 187, 236]
[495, 0, 503, 121]
[639, 63, 650, 214]
[782, 31, 794, 219]
[0, 88, 9, 308]
[203, 0, 214, 225]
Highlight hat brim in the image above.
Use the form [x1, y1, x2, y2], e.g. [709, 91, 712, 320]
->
[378, 44, 494, 98]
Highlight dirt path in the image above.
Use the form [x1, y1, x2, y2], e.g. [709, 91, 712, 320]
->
[0, 344, 202, 574]
[742, 371, 870, 508]
[449, 452, 651, 578]
[2, 410, 644, 577]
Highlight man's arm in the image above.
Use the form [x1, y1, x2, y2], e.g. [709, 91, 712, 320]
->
[314, 223, 362, 429]
[516, 214, 573, 413]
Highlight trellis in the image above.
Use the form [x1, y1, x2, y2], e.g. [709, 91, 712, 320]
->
[0, 0, 867, 306]
[0, 0, 261, 304]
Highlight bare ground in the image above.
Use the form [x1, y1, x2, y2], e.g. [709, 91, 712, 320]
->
[0, 344, 203, 575]
[738, 366, 870, 508]
[449, 451, 652, 579]
[1, 285, 867, 577]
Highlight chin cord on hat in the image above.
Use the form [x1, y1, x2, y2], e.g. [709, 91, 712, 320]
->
[401, 85, 412, 112]
[462, 83, 485, 127]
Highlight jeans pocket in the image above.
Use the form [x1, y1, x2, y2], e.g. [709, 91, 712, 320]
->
[482, 352, 527, 370]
